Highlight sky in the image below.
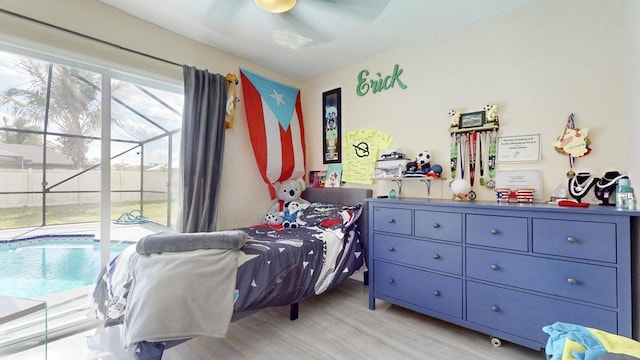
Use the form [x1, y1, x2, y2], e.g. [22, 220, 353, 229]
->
[0, 49, 183, 167]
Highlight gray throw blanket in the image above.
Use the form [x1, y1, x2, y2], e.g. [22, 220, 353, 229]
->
[136, 230, 248, 255]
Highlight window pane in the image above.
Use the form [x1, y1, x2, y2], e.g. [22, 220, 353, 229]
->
[0, 51, 46, 132]
[46, 64, 102, 138]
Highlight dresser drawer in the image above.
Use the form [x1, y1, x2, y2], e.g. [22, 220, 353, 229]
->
[374, 260, 462, 318]
[467, 281, 617, 345]
[532, 219, 616, 263]
[466, 248, 617, 307]
[466, 214, 528, 251]
[414, 210, 462, 242]
[373, 207, 412, 235]
[373, 234, 462, 275]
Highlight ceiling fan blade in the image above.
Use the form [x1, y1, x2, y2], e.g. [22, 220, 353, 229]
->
[206, 0, 248, 25]
[275, 10, 332, 48]
[302, 0, 391, 22]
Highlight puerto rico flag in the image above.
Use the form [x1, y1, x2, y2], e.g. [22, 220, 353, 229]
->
[240, 68, 306, 199]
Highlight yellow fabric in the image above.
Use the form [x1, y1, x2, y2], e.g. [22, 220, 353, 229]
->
[588, 327, 640, 357]
[342, 128, 393, 184]
[562, 338, 586, 360]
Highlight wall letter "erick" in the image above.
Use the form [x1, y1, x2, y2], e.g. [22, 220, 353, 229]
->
[356, 64, 407, 97]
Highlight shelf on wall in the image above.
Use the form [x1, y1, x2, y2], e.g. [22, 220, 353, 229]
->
[371, 177, 447, 196]
[449, 123, 499, 134]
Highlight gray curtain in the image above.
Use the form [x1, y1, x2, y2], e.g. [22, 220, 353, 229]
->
[178, 66, 227, 233]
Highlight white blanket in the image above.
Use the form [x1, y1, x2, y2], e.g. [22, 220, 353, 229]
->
[123, 248, 239, 347]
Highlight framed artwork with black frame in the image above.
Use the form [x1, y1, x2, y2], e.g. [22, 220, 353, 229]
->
[459, 111, 486, 129]
[322, 88, 341, 164]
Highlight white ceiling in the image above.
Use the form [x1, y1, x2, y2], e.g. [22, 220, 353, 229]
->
[99, 0, 537, 82]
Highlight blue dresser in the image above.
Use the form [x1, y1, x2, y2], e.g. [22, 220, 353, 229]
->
[367, 198, 638, 350]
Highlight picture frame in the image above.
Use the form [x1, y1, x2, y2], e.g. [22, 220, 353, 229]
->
[459, 111, 485, 129]
[325, 164, 343, 188]
[322, 88, 341, 164]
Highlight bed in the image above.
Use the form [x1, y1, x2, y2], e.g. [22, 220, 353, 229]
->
[89, 187, 371, 360]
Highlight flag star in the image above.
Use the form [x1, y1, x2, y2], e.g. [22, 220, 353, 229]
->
[270, 89, 285, 106]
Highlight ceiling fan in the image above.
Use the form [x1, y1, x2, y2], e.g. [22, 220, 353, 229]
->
[207, 0, 391, 49]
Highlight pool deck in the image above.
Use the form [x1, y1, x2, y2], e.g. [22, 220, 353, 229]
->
[0, 221, 172, 243]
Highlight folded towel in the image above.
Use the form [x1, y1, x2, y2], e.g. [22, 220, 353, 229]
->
[136, 230, 248, 255]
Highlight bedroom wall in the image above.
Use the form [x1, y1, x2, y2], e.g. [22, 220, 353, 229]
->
[302, 0, 631, 202]
[0, 0, 299, 230]
[0, 0, 635, 230]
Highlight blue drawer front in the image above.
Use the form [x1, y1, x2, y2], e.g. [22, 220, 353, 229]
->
[532, 219, 616, 263]
[374, 260, 462, 318]
[466, 214, 528, 251]
[373, 207, 412, 235]
[467, 281, 618, 345]
[466, 248, 617, 307]
[373, 234, 462, 275]
[414, 210, 462, 242]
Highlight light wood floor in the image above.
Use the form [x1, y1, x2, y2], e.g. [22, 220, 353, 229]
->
[11, 279, 546, 359]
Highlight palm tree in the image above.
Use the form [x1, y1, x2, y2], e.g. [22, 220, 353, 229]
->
[0, 58, 102, 168]
[1, 116, 42, 145]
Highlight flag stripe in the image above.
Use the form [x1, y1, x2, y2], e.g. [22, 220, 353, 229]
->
[240, 68, 306, 199]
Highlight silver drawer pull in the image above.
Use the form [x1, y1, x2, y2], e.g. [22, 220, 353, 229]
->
[432, 223, 440, 228]
[388, 218, 395, 224]
[490, 229, 499, 235]
[567, 278, 577, 285]
[433, 254, 440, 260]
[567, 236, 576, 243]
[387, 247, 395, 252]
[433, 290, 440, 296]
[491, 306, 500, 312]
[490, 264, 499, 271]
[388, 279, 395, 284]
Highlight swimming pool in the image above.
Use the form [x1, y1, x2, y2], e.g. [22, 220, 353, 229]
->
[0, 235, 132, 299]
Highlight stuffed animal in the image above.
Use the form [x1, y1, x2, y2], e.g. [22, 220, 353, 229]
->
[263, 212, 283, 226]
[264, 178, 310, 227]
[282, 201, 308, 228]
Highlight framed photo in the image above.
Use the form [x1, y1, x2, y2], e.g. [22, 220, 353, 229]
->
[459, 111, 485, 129]
[326, 164, 343, 188]
[322, 88, 341, 164]
[308, 170, 327, 188]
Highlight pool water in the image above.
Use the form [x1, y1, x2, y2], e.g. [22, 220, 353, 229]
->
[0, 237, 130, 299]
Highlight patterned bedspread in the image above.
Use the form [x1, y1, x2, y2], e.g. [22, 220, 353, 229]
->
[234, 202, 364, 312]
[91, 202, 364, 358]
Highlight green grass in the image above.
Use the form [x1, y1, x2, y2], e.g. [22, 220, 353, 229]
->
[0, 201, 178, 229]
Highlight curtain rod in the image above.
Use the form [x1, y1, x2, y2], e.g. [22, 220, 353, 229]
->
[0, 8, 183, 68]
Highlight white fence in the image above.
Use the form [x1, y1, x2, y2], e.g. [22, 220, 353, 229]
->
[0, 169, 177, 208]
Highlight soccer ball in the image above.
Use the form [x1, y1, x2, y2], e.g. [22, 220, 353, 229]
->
[483, 104, 492, 112]
[448, 109, 456, 116]
[416, 150, 431, 170]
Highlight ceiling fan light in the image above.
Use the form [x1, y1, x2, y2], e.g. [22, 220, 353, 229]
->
[253, 0, 297, 13]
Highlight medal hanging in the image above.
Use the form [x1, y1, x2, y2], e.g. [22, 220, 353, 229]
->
[553, 113, 592, 179]
[450, 134, 459, 180]
[486, 129, 497, 189]
[478, 132, 485, 186]
[467, 132, 477, 200]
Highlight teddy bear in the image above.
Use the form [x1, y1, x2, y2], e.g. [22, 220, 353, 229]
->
[282, 201, 308, 228]
[264, 178, 310, 227]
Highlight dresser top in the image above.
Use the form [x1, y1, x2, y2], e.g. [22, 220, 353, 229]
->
[366, 197, 640, 217]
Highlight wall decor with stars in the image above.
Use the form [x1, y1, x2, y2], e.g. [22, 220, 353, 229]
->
[240, 67, 306, 199]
